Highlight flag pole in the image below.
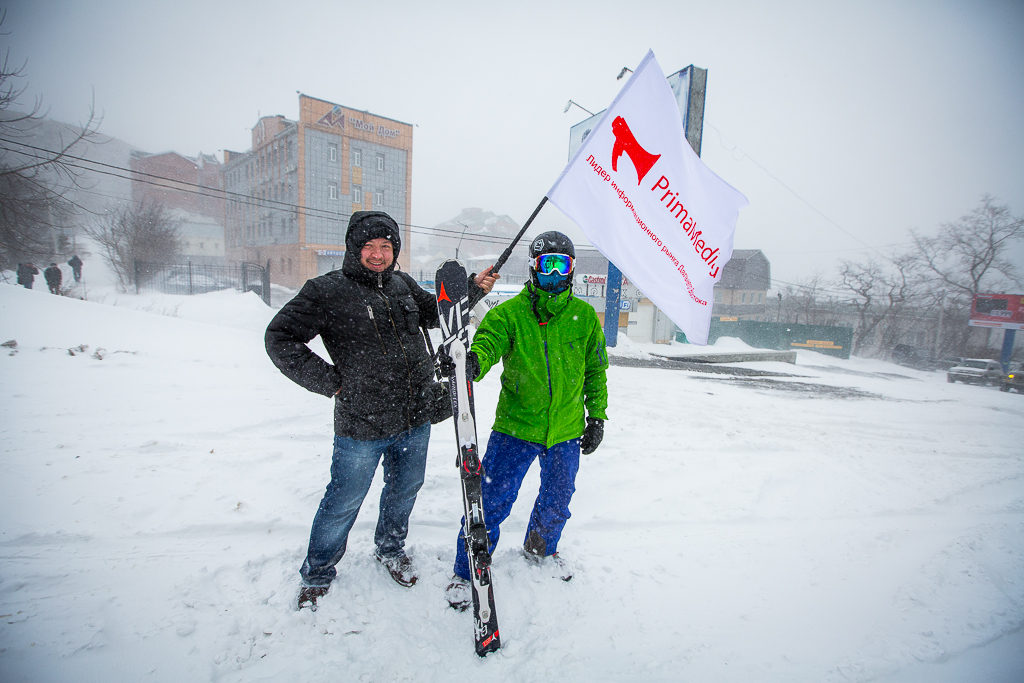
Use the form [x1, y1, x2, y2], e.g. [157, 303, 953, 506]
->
[491, 196, 548, 275]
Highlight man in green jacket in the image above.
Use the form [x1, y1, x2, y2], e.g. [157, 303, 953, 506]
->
[447, 231, 609, 609]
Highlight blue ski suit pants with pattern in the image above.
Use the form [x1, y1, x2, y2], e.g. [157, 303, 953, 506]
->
[453, 430, 580, 581]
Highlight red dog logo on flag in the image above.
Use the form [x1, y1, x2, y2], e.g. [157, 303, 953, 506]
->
[547, 50, 748, 345]
[611, 116, 661, 185]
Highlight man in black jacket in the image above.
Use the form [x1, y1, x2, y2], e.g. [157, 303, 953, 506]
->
[67, 254, 83, 283]
[44, 263, 62, 294]
[266, 211, 497, 610]
[17, 262, 38, 289]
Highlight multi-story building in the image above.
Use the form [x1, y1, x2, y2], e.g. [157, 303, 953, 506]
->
[130, 150, 226, 264]
[222, 94, 413, 288]
[712, 249, 771, 321]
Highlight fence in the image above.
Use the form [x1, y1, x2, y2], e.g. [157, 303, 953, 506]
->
[134, 260, 271, 306]
[679, 319, 855, 359]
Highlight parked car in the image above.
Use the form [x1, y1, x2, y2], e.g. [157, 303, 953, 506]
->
[947, 359, 1003, 386]
[1001, 362, 1024, 393]
[160, 269, 232, 295]
[892, 344, 929, 369]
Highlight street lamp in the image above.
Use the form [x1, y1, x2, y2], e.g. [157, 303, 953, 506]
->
[563, 100, 594, 116]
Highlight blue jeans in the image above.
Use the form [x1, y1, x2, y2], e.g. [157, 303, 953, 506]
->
[454, 431, 580, 581]
[300, 423, 430, 588]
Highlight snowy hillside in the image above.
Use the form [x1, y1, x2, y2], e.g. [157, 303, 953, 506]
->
[1, 283, 1022, 683]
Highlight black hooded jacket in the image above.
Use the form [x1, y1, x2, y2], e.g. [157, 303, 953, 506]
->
[265, 211, 482, 440]
[17, 263, 38, 285]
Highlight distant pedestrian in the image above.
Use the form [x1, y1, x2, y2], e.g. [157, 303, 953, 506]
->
[16, 262, 38, 289]
[67, 254, 83, 282]
[44, 263, 62, 294]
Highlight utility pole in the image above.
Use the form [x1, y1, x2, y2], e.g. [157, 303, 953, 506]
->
[933, 291, 946, 358]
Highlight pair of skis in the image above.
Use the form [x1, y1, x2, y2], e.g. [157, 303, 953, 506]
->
[434, 260, 500, 657]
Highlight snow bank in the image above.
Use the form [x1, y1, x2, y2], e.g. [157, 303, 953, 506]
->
[2, 282, 1023, 682]
[605, 332, 654, 359]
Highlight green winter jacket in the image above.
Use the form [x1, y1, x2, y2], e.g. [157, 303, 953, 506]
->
[472, 283, 609, 448]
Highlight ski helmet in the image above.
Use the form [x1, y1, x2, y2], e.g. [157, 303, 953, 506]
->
[529, 231, 576, 292]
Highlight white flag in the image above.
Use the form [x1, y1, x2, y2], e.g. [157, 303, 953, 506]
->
[547, 50, 748, 345]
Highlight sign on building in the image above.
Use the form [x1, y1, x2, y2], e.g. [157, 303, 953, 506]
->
[969, 294, 1024, 330]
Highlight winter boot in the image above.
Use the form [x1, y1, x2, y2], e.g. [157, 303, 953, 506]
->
[524, 532, 573, 582]
[375, 552, 418, 587]
[297, 585, 329, 611]
[445, 575, 471, 611]
[523, 529, 547, 557]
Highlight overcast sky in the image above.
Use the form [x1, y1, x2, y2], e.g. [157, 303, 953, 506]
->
[6, 0, 1023, 285]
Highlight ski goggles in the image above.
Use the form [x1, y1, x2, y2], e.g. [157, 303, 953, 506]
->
[532, 253, 575, 276]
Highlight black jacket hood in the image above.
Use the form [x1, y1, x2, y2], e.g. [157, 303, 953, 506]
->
[343, 211, 402, 285]
[346, 211, 402, 257]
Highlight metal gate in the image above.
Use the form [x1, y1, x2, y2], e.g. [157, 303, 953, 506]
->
[134, 260, 272, 306]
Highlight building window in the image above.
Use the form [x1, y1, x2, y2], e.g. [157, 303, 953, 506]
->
[329, 183, 338, 200]
[375, 190, 383, 206]
[377, 155, 384, 171]
[329, 144, 337, 162]
[353, 186, 363, 203]
[353, 150, 362, 167]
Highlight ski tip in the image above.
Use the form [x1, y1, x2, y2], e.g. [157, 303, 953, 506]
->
[437, 258, 467, 274]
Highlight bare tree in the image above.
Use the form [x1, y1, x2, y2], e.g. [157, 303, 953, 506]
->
[0, 14, 101, 269]
[778, 275, 840, 326]
[910, 195, 1023, 296]
[837, 254, 922, 356]
[83, 199, 180, 289]
[877, 255, 923, 352]
[838, 257, 890, 354]
[777, 283, 805, 324]
[908, 195, 1024, 351]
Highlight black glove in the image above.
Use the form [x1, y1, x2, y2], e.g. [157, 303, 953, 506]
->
[437, 346, 455, 377]
[465, 350, 481, 381]
[437, 347, 480, 381]
[580, 417, 604, 455]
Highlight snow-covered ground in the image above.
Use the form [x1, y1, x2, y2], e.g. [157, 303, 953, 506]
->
[2, 279, 1023, 682]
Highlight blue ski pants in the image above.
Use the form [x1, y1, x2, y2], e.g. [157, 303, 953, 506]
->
[301, 423, 430, 588]
[453, 431, 580, 581]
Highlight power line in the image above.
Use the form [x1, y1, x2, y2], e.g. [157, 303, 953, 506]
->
[770, 242, 914, 255]
[0, 137, 532, 249]
[770, 277, 861, 298]
[707, 125, 891, 259]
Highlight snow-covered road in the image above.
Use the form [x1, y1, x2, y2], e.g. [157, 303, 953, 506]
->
[1, 283, 1022, 682]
